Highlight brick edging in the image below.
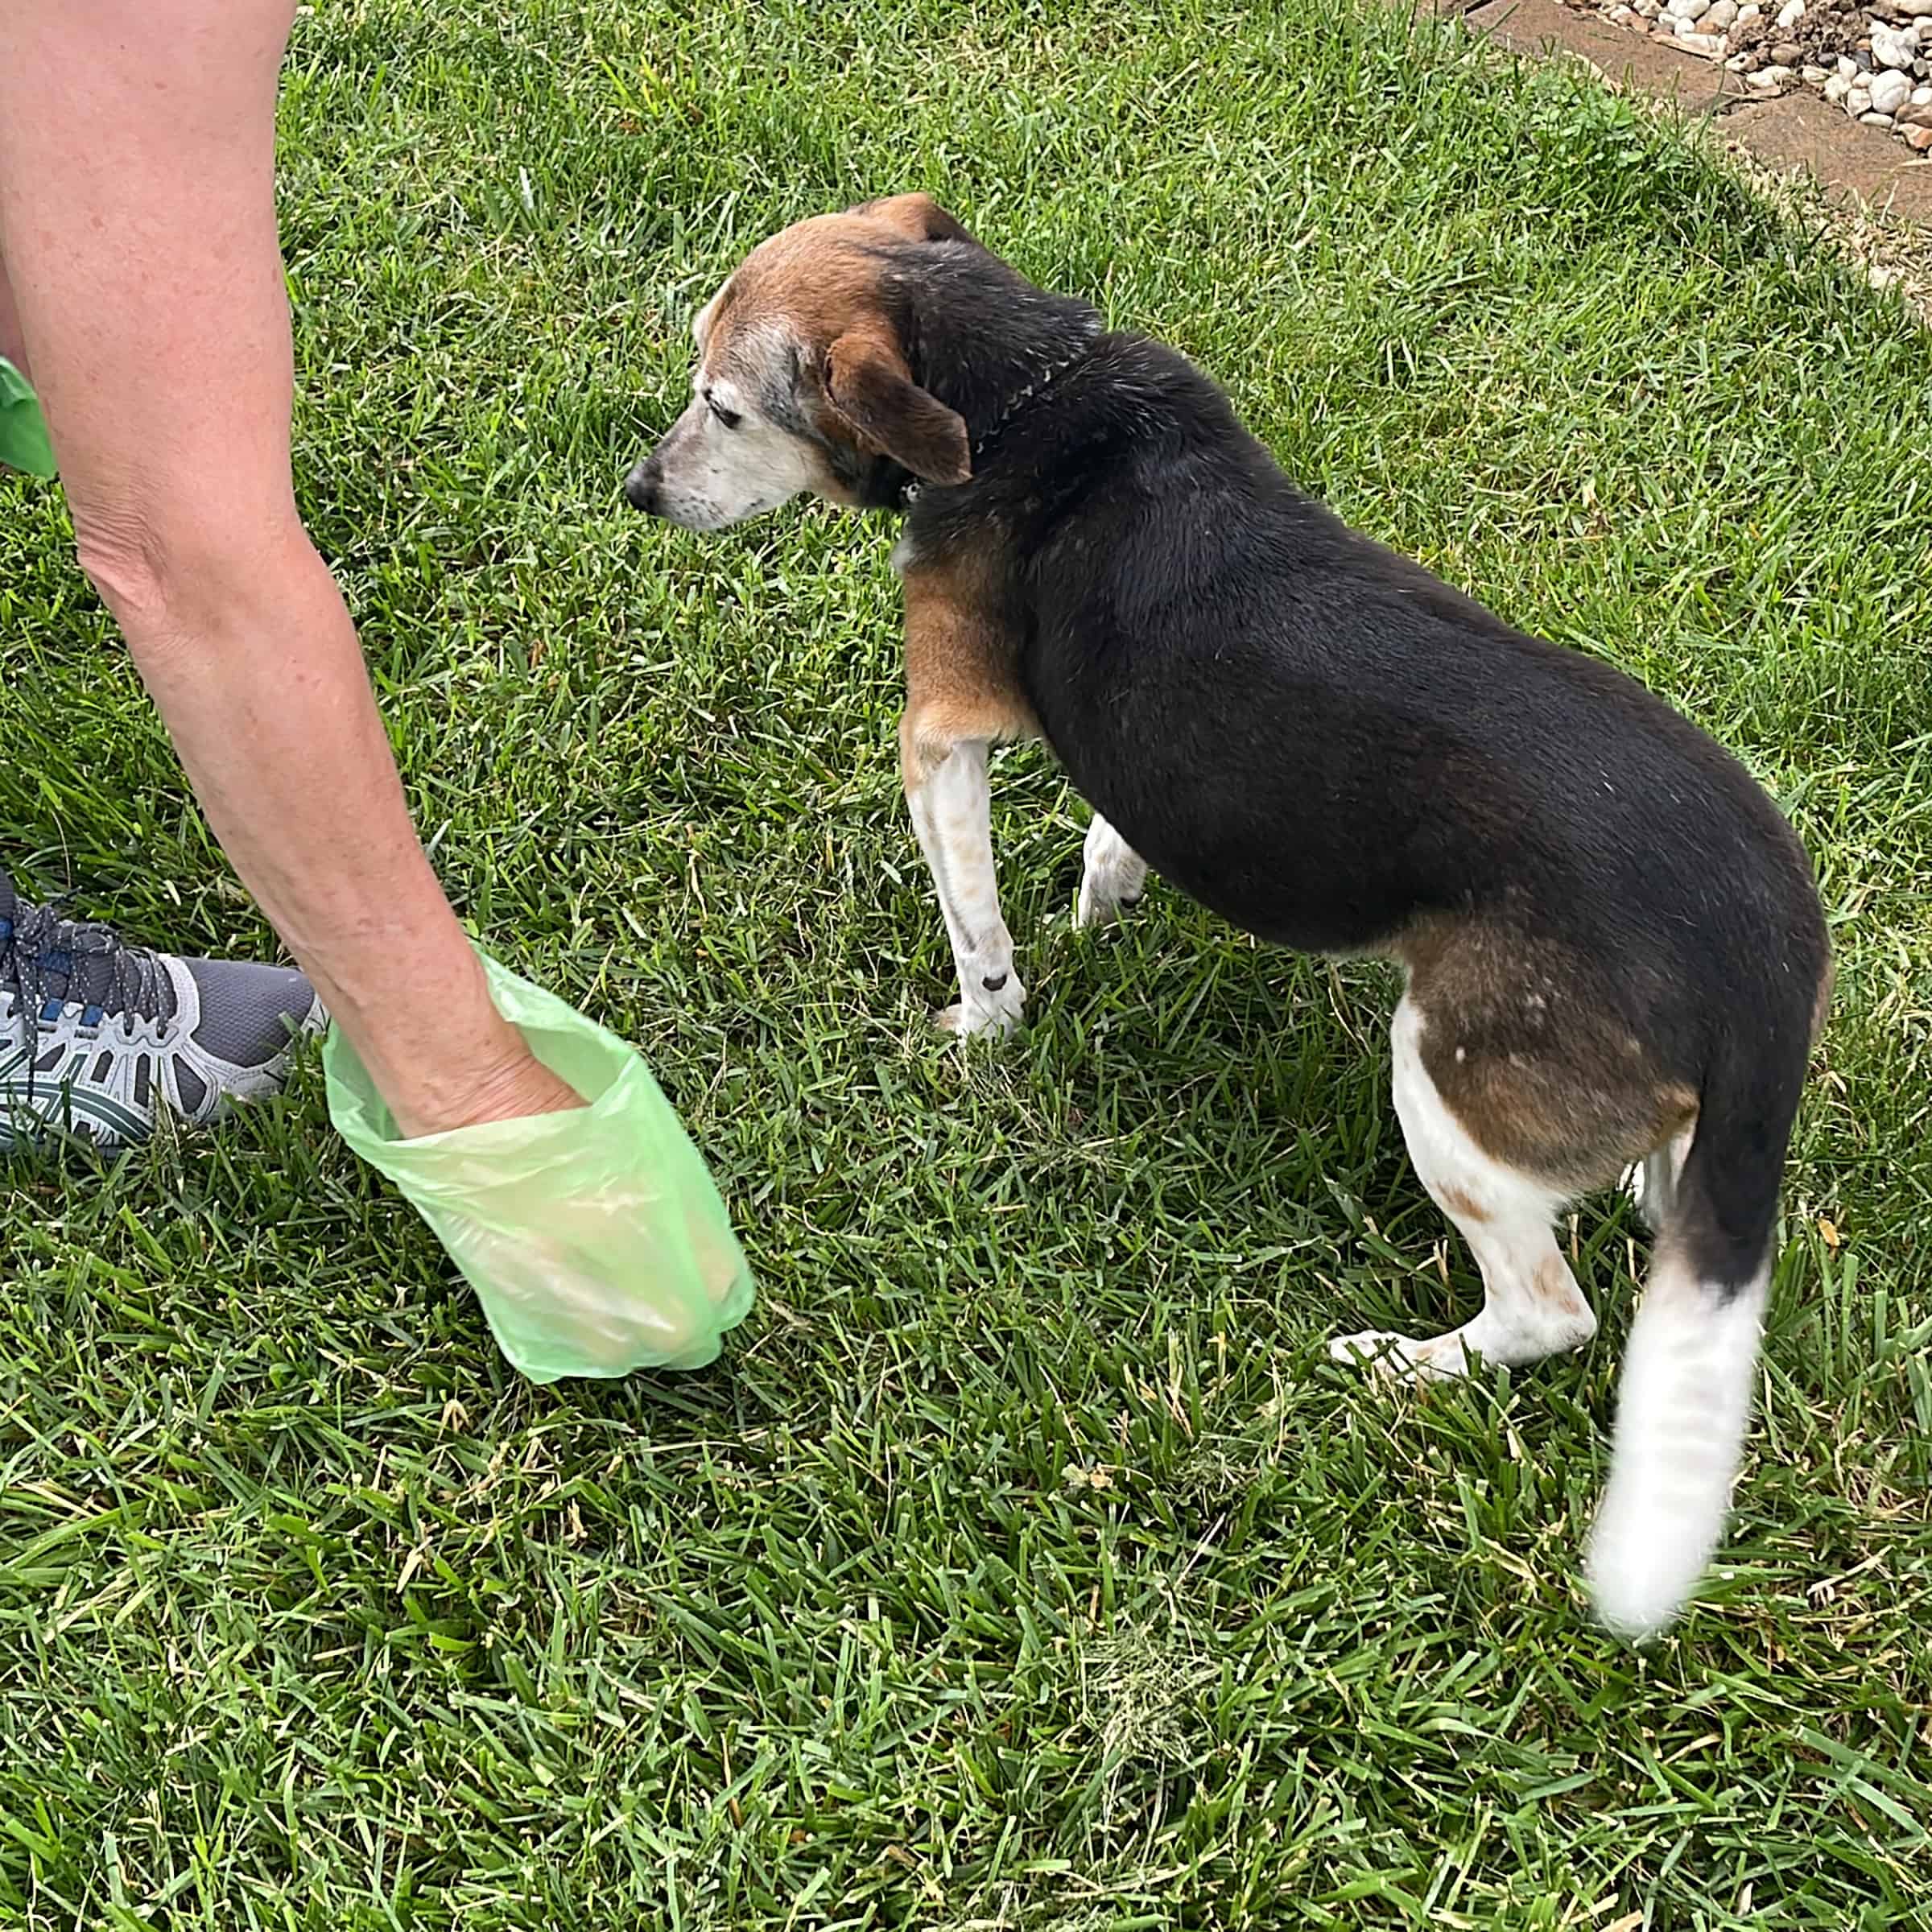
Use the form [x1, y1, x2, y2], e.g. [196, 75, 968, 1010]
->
[1426, 0, 1932, 221]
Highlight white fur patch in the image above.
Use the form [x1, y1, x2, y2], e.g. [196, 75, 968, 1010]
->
[906, 740, 1024, 1037]
[1074, 814, 1150, 929]
[1331, 997, 1596, 1377]
[1587, 1257, 1769, 1639]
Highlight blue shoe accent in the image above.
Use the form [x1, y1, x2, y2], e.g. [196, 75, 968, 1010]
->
[1, 867, 322, 1150]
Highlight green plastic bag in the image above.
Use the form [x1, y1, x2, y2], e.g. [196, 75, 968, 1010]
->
[0, 357, 56, 478]
[324, 952, 754, 1382]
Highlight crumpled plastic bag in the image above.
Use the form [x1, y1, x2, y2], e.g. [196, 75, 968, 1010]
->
[323, 952, 753, 1382]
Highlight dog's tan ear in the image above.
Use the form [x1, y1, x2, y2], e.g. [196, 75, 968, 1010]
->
[824, 330, 970, 485]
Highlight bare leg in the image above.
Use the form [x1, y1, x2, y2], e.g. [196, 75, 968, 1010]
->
[1331, 996, 1599, 1376]
[1075, 812, 1149, 929]
[0, 0, 574, 1136]
[902, 737, 1025, 1038]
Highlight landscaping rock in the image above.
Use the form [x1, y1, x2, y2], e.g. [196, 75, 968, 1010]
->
[1533, 0, 1932, 159]
[1870, 23, 1919, 64]
[1905, 118, 1932, 141]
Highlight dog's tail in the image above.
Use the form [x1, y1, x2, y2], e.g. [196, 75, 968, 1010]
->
[1586, 977, 1823, 1640]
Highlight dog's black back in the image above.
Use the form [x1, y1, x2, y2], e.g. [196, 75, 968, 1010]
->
[925, 323, 1802, 955]
[898, 240, 1826, 1296]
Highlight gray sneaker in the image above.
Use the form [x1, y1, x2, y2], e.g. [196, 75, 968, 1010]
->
[0, 870, 323, 1149]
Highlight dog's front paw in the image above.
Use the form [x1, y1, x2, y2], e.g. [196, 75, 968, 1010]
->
[1328, 1328, 1467, 1381]
[933, 971, 1026, 1040]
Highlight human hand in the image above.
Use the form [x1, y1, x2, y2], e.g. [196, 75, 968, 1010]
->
[323, 953, 755, 1381]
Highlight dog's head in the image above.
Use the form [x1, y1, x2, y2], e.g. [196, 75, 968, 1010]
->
[624, 194, 978, 530]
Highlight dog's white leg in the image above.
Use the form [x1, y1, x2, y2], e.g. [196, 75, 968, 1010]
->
[1075, 813, 1150, 929]
[905, 738, 1026, 1038]
[1331, 996, 1598, 1377]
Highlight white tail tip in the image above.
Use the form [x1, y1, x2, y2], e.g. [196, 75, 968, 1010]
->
[1587, 1258, 1769, 1641]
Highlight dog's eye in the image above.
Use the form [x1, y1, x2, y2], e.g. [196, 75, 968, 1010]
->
[706, 395, 742, 431]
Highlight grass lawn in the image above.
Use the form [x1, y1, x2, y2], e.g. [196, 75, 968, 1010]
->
[4, 0, 1930, 1924]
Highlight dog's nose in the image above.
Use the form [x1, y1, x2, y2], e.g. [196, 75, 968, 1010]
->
[623, 464, 661, 515]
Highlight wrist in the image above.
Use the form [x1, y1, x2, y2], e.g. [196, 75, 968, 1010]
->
[385, 1036, 585, 1140]
[312, 935, 583, 1138]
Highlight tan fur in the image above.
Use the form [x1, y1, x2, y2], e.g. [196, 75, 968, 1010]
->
[702, 203, 971, 481]
[853, 192, 971, 240]
[826, 332, 969, 483]
[898, 555, 1039, 790]
[705, 200, 957, 373]
[1436, 1181, 1490, 1226]
[1533, 1250, 1596, 1325]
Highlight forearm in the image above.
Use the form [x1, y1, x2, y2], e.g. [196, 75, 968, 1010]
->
[110, 523, 535, 1133]
[0, 260, 26, 374]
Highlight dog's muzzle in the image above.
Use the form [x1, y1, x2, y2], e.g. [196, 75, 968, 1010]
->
[623, 461, 662, 515]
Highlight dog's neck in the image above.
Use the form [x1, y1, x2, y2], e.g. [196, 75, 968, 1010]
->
[898, 330, 1098, 508]
[887, 249, 1102, 508]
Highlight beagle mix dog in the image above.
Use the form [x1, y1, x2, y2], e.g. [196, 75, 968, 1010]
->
[624, 195, 1831, 1639]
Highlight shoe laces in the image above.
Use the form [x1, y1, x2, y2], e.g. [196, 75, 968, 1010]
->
[0, 886, 179, 1096]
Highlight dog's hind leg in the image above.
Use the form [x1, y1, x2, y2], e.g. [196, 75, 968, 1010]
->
[1625, 1126, 1695, 1233]
[1075, 813, 1149, 929]
[1331, 995, 1600, 1377]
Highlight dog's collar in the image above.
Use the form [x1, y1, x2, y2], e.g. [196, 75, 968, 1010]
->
[898, 325, 1101, 510]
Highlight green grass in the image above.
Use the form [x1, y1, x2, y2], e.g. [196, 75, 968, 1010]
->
[2, 0, 1930, 1925]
